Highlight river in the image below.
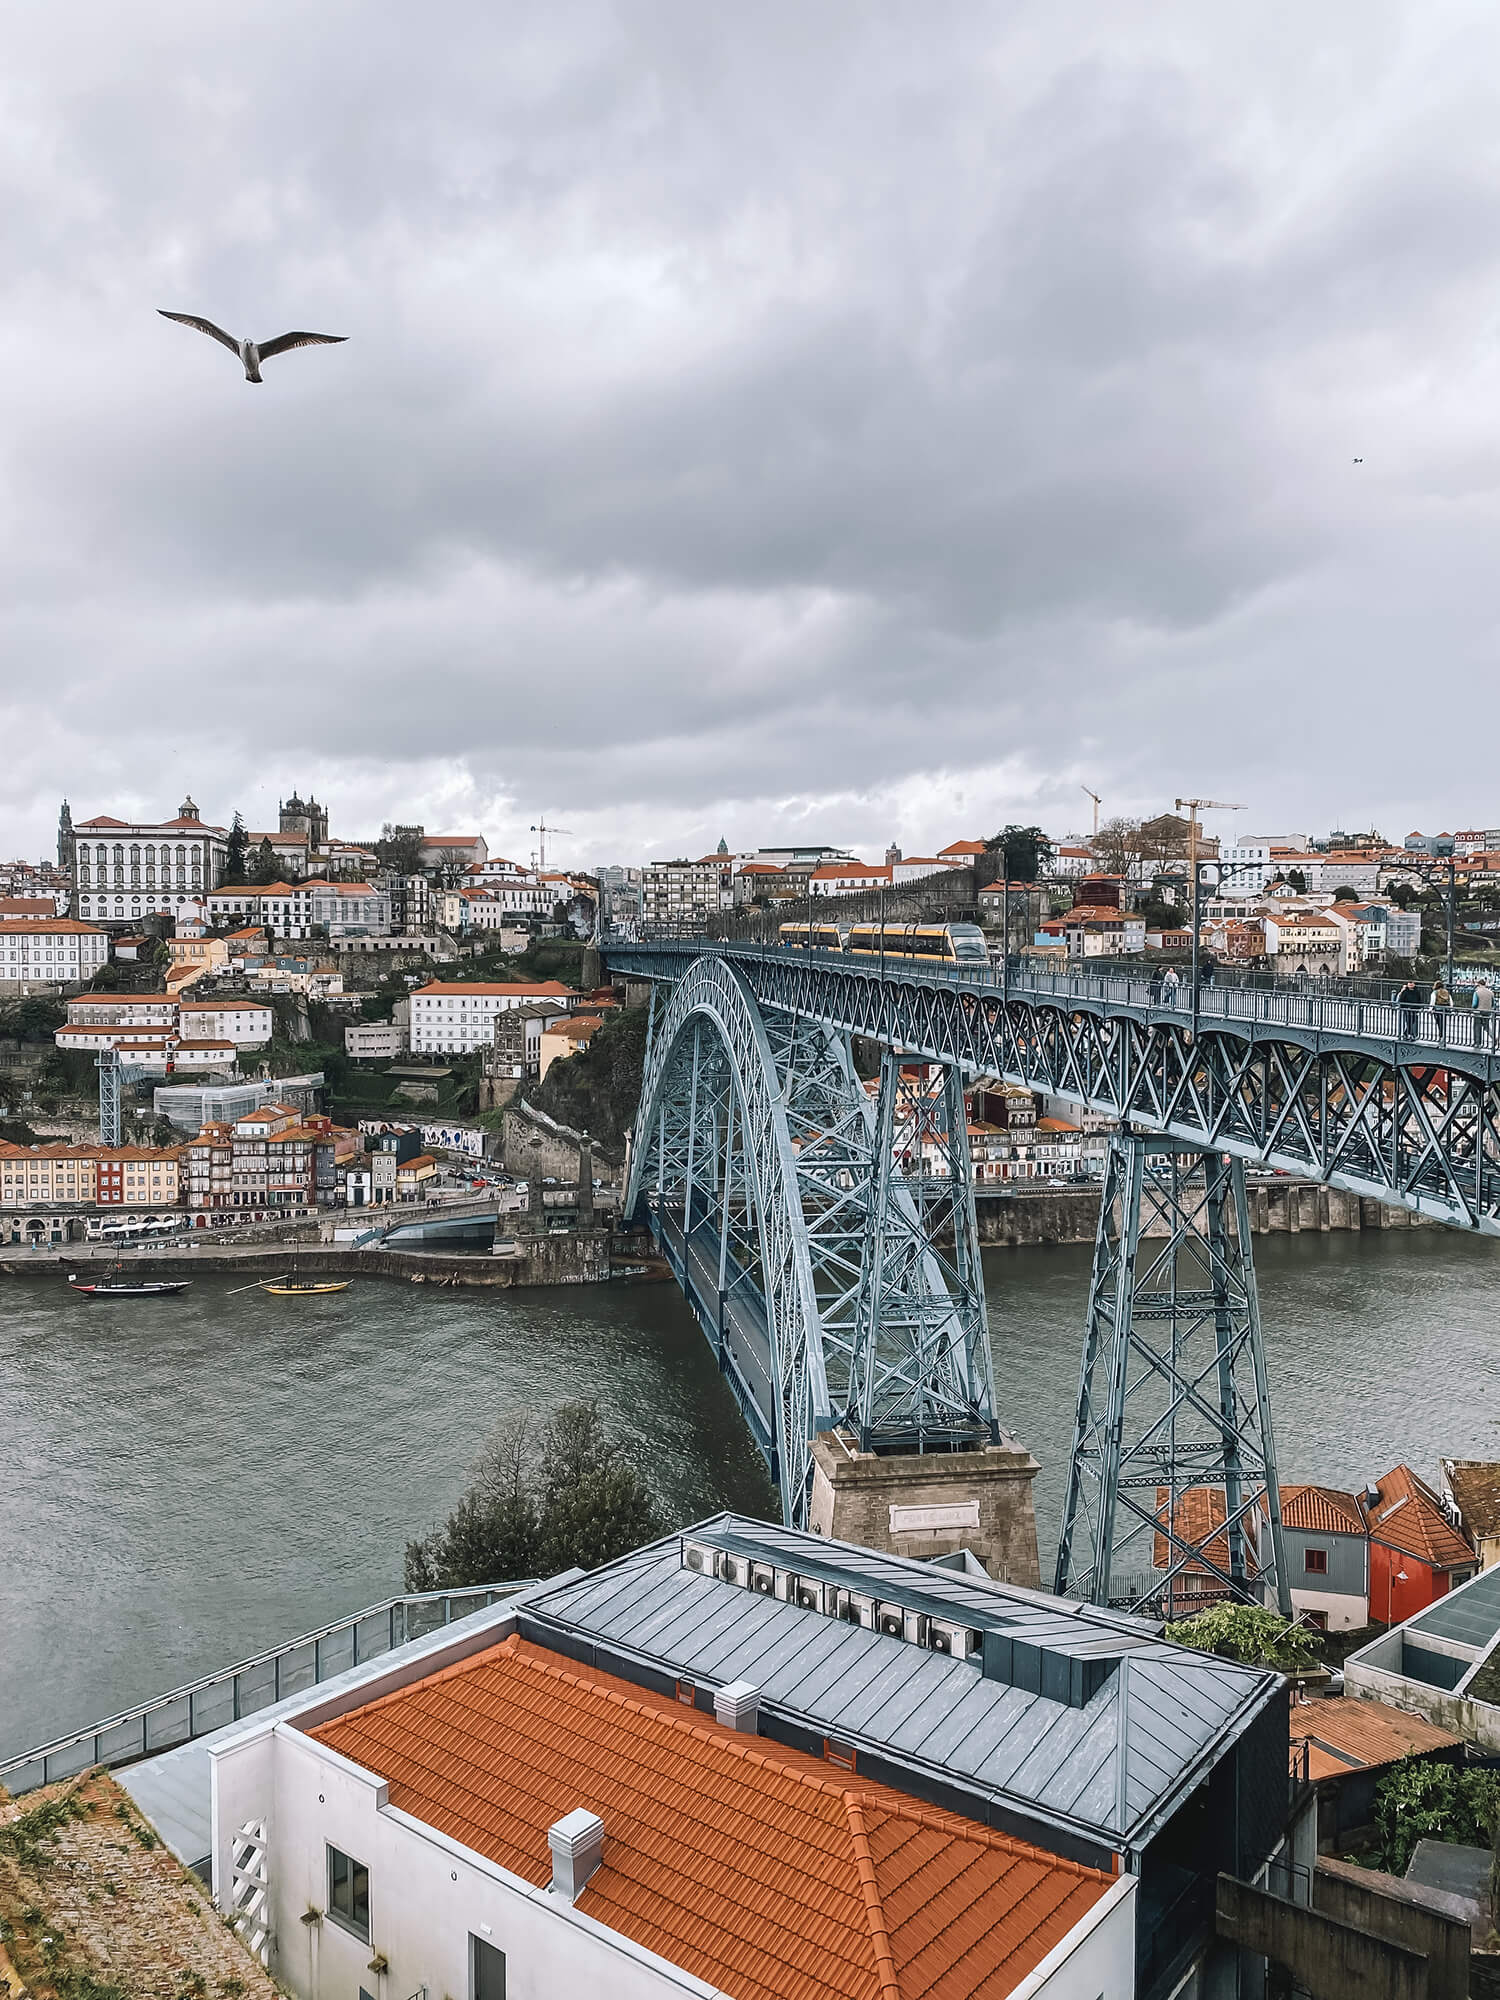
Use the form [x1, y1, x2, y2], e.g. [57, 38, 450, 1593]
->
[3, 1229, 1499, 1758]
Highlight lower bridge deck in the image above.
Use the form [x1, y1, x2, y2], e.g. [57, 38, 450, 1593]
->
[649, 1198, 782, 1481]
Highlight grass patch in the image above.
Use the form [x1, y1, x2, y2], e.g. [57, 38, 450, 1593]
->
[0, 1787, 90, 1870]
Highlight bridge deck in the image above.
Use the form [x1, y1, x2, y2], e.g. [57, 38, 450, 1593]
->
[610, 939, 1500, 1235]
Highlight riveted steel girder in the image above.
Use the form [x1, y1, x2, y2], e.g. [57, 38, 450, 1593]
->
[611, 944, 1500, 1233]
[627, 955, 1001, 1523]
[1055, 1136, 1291, 1620]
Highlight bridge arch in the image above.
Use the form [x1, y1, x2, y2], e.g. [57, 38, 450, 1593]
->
[628, 956, 842, 1522]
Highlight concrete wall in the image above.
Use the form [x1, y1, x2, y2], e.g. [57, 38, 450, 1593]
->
[1011, 1874, 1136, 2000]
[502, 1100, 623, 1185]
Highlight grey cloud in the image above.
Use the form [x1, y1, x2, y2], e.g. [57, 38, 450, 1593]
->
[3, 0, 1500, 861]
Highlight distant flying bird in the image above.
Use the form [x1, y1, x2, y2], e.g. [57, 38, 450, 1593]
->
[1353, 457, 1363, 463]
[157, 311, 347, 383]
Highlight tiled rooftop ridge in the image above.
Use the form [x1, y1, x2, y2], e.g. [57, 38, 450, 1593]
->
[310, 1633, 1112, 2000]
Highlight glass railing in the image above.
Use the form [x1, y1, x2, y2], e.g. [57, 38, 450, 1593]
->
[0, 1582, 532, 1795]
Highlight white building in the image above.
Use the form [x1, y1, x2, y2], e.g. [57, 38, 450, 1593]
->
[641, 856, 733, 931]
[345, 1020, 405, 1061]
[207, 882, 318, 936]
[173, 999, 274, 1046]
[1220, 840, 1274, 895]
[208, 1561, 1135, 2000]
[73, 796, 229, 927]
[808, 860, 893, 896]
[308, 881, 392, 937]
[409, 980, 577, 1054]
[0, 916, 109, 991]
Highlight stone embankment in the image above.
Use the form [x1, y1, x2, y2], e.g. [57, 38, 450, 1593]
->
[975, 1180, 1432, 1248]
[0, 1227, 664, 1289]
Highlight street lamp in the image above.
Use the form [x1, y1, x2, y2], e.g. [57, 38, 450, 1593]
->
[1387, 1565, 1409, 1625]
[1191, 860, 1220, 1029]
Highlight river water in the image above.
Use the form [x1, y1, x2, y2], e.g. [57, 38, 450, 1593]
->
[3, 1230, 1499, 1758]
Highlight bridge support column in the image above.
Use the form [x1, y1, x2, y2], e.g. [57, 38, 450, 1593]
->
[808, 1431, 1041, 1585]
[1055, 1135, 1290, 1619]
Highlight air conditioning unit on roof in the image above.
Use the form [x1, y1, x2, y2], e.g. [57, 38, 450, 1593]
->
[717, 1551, 750, 1586]
[749, 1562, 775, 1595]
[835, 1589, 875, 1629]
[928, 1617, 978, 1658]
[681, 1540, 717, 1575]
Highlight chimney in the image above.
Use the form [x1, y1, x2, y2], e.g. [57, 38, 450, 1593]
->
[714, 1680, 761, 1734]
[548, 1809, 605, 1902]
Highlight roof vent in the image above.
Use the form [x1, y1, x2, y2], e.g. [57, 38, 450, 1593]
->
[548, 1809, 605, 1903]
[714, 1680, 761, 1734]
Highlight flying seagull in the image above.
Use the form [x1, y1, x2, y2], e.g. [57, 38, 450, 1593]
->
[157, 311, 347, 383]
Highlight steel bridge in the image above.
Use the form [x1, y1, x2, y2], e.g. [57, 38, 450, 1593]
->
[611, 936, 1500, 1614]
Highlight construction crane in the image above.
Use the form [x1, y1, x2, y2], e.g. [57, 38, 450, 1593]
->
[1174, 797, 1245, 875]
[529, 819, 574, 873]
[1080, 785, 1102, 836]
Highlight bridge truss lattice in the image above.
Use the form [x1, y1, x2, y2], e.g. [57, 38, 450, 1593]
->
[628, 956, 997, 1524]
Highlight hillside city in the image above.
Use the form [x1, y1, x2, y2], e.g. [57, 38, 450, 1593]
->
[3, 794, 1494, 1254]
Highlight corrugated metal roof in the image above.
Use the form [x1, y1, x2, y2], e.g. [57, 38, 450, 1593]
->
[522, 1515, 1280, 1856]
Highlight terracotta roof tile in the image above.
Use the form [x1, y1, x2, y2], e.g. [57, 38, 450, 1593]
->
[1279, 1485, 1365, 1536]
[1362, 1465, 1475, 1569]
[311, 1635, 1110, 2000]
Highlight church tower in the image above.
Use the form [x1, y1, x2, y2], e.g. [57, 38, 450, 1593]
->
[57, 800, 74, 871]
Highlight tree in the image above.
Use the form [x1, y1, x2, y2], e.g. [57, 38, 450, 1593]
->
[221, 812, 249, 885]
[250, 837, 279, 885]
[404, 1400, 664, 1590]
[982, 825, 1054, 886]
[1370, 1758, 1500, 1876]
[1332, 885, 1359, 902]
[1286, 869, 1307, 894]
[1163, 1603, 1321, 1673]
[1092, 816, 1141, 880]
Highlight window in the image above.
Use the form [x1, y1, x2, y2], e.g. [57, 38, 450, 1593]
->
[1304, 1548, 1328, 1575]
[327, 1844, 370, 1940]
[471, 1935, 506, 2000]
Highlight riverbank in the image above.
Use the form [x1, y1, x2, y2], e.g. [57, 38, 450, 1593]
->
[975, 1179, 1432, 1246]
[0, 1229, 666, 1289]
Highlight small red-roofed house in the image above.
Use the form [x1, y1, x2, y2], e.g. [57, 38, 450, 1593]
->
[1361, 1466, 1478, 1624]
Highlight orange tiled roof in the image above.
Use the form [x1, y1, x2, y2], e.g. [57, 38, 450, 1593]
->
[413, 980, 572, 997]
[311, 1635, 1112, 2000]
[1279, 1485, 1365, 1536]
[1292, 1694, 1460, 1783]
[1362, 1465, 1474, 1569]
[1154, 1486, 1263, 1578]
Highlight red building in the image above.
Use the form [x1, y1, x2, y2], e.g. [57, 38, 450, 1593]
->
[1360, 1465, 1476, 1625]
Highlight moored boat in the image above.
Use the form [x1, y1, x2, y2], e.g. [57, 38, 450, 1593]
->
[68, 1276, 191, 1297]
[262, 1280, 352, 1296]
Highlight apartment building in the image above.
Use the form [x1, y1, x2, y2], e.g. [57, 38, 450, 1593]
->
[641, 856, 732, 931]
[173, 999, 275, 1045]
[0, 915, 110, 992]
[409, 981, 575, 1055]
[182, 1105, 338, 1213]
[205, 879, 391, 939]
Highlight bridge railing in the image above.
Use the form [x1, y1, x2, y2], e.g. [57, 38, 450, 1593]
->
[612, 934, 1500, 1060]
[0, 1582, 532, 1797]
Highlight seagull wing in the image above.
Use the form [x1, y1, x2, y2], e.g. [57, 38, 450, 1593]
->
[158, 311, 241, 356]
[255, 330, 348, 361]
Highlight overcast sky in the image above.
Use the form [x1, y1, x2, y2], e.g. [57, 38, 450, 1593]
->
[3, 2, 1499, 871]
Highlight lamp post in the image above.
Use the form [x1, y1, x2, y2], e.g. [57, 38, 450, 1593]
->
[1191, 860, 1220, 1033]
[1387, 1564, 1409, 1626]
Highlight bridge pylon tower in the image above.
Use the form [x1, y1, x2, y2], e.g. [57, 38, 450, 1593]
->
[1055, 1134, 1291, 1621]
